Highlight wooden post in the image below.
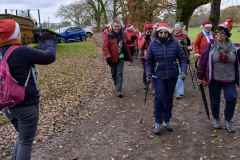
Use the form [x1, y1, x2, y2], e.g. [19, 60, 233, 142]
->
[27, 9, 30, 17]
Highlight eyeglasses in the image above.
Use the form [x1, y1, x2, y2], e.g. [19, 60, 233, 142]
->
[113, 25, 121, 28]
[215, 31, 226, 36]
[159, 31, 168, 34]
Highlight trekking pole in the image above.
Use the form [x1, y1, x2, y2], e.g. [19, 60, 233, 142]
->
[188, 61, 197, 89]
[182, 47, 197, 89]
[194, 57, 211, 120]
[139, 81, 150, 124]
[144, 81, 150, 105]
[198, 83, 210, 120]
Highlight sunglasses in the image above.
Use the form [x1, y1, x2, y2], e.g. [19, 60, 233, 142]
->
[159, 31, 169, 34]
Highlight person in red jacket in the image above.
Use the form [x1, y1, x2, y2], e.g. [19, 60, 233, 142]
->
[123, 24, 138, 61]
[139, 23, 153, 89]
[102, 21, 131, 97]
[194, 21, 214, 57]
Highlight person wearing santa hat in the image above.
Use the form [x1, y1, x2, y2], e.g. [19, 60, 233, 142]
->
[194, 21, 214, 57]
[139, 22, 153, 90]
[123, 24, 138, 62]
[198, 25, 238, 133]
[146, 21, 187, 135]
[0, 19, 56, 160]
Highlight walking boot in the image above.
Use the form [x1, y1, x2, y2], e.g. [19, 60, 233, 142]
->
[212, 119, 221, 129]
[117, 91, 123, 98]
[153, 123, 161, 135]
[224, 121, 236, 133]
[163, 121, 174, 132]
[212, 119, 222, 129]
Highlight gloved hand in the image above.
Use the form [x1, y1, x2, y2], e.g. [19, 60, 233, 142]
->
[146, 75, 152, 84]
[38, 31, 56, 42]
[106, 58, 113, 66]
[179, 72, 186, 80]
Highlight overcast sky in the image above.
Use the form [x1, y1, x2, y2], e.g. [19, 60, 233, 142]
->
[0, 0, 240, 23]
[0, 0, 75, 23]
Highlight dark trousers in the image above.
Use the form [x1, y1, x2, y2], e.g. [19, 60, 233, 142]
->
[4, 104, 39, 160]
[153, 78, 177, 124]
[209, 81, 237, 121]
[110, 62, 124, 92]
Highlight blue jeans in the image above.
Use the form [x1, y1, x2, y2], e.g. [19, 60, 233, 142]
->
[153, 78, 177, 124]
[209, 81, 237, 121]
[4, 104, 39, 160]
[111, 62, 124, 92]
[175, 65, 184, 96]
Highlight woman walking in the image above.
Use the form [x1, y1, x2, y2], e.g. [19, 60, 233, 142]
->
[198, 25, 239, 133]
[146, 21, 187, 135]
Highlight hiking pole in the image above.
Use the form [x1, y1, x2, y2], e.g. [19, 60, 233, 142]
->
[198, 84, 210, 120]
[194, 57, 210, 120]
[182, 47, 197, 89]
[188, 61, 197, 89]
[144, 81, 150, 105]
[139, 81, 150, 124]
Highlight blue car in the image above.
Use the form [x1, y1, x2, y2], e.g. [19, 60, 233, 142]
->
[60, 26, 87, 42]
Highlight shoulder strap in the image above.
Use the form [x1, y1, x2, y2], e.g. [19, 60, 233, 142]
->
[3, 45, 20, 61]
[24, 67, 38, 87]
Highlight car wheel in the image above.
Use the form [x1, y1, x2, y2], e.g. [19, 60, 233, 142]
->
[86, 32, 93, 38]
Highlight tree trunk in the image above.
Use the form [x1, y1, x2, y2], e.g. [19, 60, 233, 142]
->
[176, 1, 195, 30]
[98, 0, 108, 24]
[176, 0, 210, 30]
[209, 0, 221, 28]
[113, 0, 118, 19]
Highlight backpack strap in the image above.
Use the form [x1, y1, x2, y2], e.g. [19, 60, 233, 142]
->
[24, 69, 32, 87]
[3, 45, 20, 61]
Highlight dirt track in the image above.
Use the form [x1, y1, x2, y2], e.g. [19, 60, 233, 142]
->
[31, 34, 240, 160]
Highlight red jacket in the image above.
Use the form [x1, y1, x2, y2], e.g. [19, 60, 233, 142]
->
[194, 32, 213, 56]
[102, 32, 132, 63]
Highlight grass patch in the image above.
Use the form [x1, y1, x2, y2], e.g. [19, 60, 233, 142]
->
[188, 27, 240, 43]
[56, 41, 97, 58]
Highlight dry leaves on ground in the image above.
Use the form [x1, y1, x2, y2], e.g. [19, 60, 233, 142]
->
[0, 45, 112, 159]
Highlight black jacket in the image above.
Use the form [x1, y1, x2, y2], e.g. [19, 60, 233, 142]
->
[0, 39, 56, 107]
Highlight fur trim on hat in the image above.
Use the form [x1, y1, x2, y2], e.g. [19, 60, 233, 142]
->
[156, 21, 172, 33]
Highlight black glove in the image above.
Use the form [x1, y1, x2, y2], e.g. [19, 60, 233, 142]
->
[106, 58, 113, 66]
[38, 31, 56, 42]
[146, 75, 152, 84]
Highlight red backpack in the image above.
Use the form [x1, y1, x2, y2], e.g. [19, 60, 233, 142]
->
[0, 45, 31, 110]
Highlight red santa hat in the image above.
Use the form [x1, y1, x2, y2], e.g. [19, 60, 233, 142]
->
[201, 21, 212, 28]
[225, 17, 233, 22]
[144, 23, 153, 31]
[156, 21, 172, 33]
[0, 19, 21, 46]
[126, 24, 135, 32]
